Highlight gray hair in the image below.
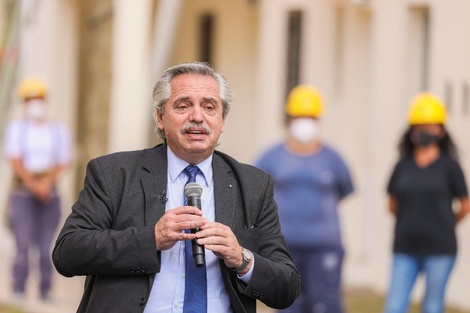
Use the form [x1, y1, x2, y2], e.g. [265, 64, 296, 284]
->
[152, 61, 233, 141]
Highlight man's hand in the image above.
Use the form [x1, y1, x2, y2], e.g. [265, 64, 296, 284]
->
[154, 206, 207, 251]
[196, 222, 252, 273]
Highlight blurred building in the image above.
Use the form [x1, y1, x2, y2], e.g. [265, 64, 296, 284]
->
[1, 0, 470, 310]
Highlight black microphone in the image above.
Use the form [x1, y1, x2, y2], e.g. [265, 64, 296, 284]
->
[184, 182, 205, 267]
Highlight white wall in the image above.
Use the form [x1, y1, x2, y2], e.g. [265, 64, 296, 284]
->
[108, 0, 154, 153]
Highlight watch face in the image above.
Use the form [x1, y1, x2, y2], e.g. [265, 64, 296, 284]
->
[242, 248, 252, 261]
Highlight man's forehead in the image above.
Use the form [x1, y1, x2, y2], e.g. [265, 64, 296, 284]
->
[171, 73, 218, 85]
[170, 74, 220, 98]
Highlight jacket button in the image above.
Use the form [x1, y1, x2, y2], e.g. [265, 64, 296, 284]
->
[139, 298, 146, 306]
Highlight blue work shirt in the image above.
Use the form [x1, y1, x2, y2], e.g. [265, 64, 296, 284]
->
[256, 144, 354, 249]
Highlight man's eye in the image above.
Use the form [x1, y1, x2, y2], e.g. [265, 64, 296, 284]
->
[174, 104, 190, 113]
[203, 103, 217, 114]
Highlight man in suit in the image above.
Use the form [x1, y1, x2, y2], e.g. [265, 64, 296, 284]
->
[53, 61, 300, 313]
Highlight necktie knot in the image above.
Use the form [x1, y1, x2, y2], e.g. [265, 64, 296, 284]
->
[184, 165, 200, 184]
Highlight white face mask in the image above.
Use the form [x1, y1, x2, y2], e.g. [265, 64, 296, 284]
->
[26, 99, 47, 120]
[289, 118, 319, 143]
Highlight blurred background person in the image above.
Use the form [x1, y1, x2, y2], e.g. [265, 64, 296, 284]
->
[255, 85, 355, 313]
[384, 93, 470, 313]
[2, 77, 72, 301]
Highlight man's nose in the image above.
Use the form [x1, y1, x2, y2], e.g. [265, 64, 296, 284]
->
[189, 105, 204, 122]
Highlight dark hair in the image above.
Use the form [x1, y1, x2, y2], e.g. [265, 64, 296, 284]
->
[398, 125, 458, 159]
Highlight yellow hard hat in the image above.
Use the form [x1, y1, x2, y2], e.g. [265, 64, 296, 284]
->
[285, 85, 324, 118]
[408, 92, 447, 125]
[18, 77, 47, 101]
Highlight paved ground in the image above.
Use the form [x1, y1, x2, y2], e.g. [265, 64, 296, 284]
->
[0, 225, 274, 313]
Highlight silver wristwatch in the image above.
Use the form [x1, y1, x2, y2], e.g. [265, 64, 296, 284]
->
[230, 248, 253, 272]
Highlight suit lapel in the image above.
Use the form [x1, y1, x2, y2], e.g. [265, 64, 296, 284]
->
[213, 154, 238, 226]
[141, 144, 168, 226]
[213, 154, 250, 313]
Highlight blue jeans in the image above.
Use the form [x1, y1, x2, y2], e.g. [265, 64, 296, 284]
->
[384, 253, 456, 313]
[279, 246, 345, 313]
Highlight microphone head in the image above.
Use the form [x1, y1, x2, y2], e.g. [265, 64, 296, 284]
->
[184, 182, 203, 198]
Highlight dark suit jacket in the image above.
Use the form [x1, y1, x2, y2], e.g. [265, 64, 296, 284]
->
[53, 144, 300, 313]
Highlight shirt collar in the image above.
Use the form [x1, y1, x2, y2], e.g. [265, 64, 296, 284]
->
[167, 146, 212, 188]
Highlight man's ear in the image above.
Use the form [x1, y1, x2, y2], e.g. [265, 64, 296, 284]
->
[220, 118, 225, 133]
[156, 109, 164, 130]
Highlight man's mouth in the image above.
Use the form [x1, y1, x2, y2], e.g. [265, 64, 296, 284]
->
[182, 123, 211, 136]
[186, 129, 205, 135]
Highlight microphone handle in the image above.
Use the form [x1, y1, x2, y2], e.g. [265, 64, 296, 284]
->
[187, 196, 205, 267]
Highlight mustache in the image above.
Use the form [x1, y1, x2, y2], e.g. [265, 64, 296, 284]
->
[181, 122, 211, 135]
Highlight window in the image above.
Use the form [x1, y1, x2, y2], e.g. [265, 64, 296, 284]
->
[199, 13, 214, 64]
[407, 7, 431, 93]
[462, 82, 469, 115]
[286, 10, 302, 97]
[444, 81, 452, 112]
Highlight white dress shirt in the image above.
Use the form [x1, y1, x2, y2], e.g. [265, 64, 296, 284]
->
[144, 147, 233, 313]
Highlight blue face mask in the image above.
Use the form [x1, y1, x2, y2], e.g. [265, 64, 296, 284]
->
[410, 131, 440, 147]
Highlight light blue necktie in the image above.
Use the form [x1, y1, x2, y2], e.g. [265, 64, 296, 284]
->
[183, 165, 207, 313]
